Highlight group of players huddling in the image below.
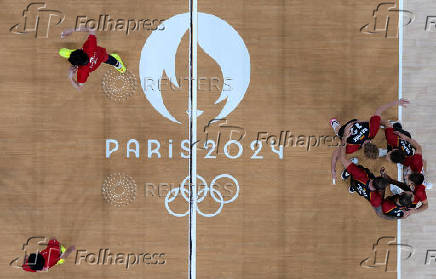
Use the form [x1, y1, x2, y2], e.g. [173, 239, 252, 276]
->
[330, 99, 430, 220]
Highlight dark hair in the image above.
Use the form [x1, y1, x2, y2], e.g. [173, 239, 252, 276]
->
[68, 49, 89, 66]
[28, 253, 45, 271]
[364, 142, 379, 159]
[372, 177, 389, 191]
[409, 173, 424, 185]
[337, 119, 358, 138]
[398, 193, 413, 208]
[389, 149, 406, 163]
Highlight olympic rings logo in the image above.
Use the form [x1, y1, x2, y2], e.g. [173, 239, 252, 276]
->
[165, 174, 239, 217]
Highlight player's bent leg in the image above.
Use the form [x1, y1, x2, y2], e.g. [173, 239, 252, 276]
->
[109, 53, 126, 73]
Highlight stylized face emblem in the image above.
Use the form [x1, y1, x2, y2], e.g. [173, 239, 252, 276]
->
[139, 12, 251, 123]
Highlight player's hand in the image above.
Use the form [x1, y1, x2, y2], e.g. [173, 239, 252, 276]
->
[380, 167, 386, 176]
[402, 210, 411, 218]
[393, 131, 408, 140]
[60, 29, 73, 38]
[398, 98, 410, 107]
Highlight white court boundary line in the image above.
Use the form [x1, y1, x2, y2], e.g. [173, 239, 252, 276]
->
[188, 0, 198, 278]
[397, 0, 404, 277]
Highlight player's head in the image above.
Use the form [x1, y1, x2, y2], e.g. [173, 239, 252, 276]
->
[363, 142, 379, 159]
[27, 253, 45, 271]
[68, 49, 89, 66]
[397, 192, 413, 208]
[388, 149, 406, 163]
[337, 119, 357, 139]
[408, 173, 424, 186]
[372, 176, 389, 191]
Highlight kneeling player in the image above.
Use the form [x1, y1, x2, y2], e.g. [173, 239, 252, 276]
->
[330, 98, 409, 184]
[387, 130, 423, 174]
[337, 138, 391, 219]
[381, 168, 428, 215]
[382, 192, 414, 219]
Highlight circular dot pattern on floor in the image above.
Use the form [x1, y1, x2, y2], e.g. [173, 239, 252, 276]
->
[102, 173, 137, 207]
[101, 68, 137, 103]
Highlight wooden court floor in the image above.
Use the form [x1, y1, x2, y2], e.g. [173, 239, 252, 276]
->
[0, 0, 406, 278]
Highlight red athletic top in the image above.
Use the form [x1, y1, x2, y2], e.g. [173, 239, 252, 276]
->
[403, 154, 423, 173]
[346, 164, 382, 207]
[77, 35, 109, 83]
[411, 184, 427, 208]
[346, 115, 381, 154]
[382, 197, 407, 218]
[384, 128, 414, 156]
[22, 239, 61, 272]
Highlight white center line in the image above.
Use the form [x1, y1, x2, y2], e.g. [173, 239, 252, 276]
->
[397, 0, 404, 278]
[188, 0, 198, 278]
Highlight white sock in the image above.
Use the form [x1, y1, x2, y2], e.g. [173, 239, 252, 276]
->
[390, 184, 403, 195]
[378, 148, 388, 157]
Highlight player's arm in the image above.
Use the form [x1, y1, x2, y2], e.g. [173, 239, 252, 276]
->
[374, 98, 409, 117]
[414, 199, 429, 213]
[381, 120, 393, 129]
[68, 66, 84, 90]
[373, 206, 396, 220]
[331, 148, 340, 184]
[380, 168, 411, 192]
[394, 131, 422, 154]
[338, 139, 352, 170]
[60, 27, 96, 38]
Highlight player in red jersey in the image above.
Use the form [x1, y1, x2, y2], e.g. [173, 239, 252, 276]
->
[59, 27, 126, 90]
[337, 135, 392, 219]
[388, 130, 423, 173]
[380, 167, 428, 216]
[383, 121, 414, 158]
[22, 239, 75, 272]
[330, 99, 409, 184]
[382, 192, 413, 219]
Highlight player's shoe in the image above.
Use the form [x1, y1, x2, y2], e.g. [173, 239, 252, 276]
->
[56, 245, 66, 265]
[59, 48, 76, 59]
[348, 185, 355, 194]
[423, 179, 433, 190]
[329, 118, 340, 136]
[341, 169, 350, 180]
[350, 157, 358, 164]
[110, 53, 126, 73]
